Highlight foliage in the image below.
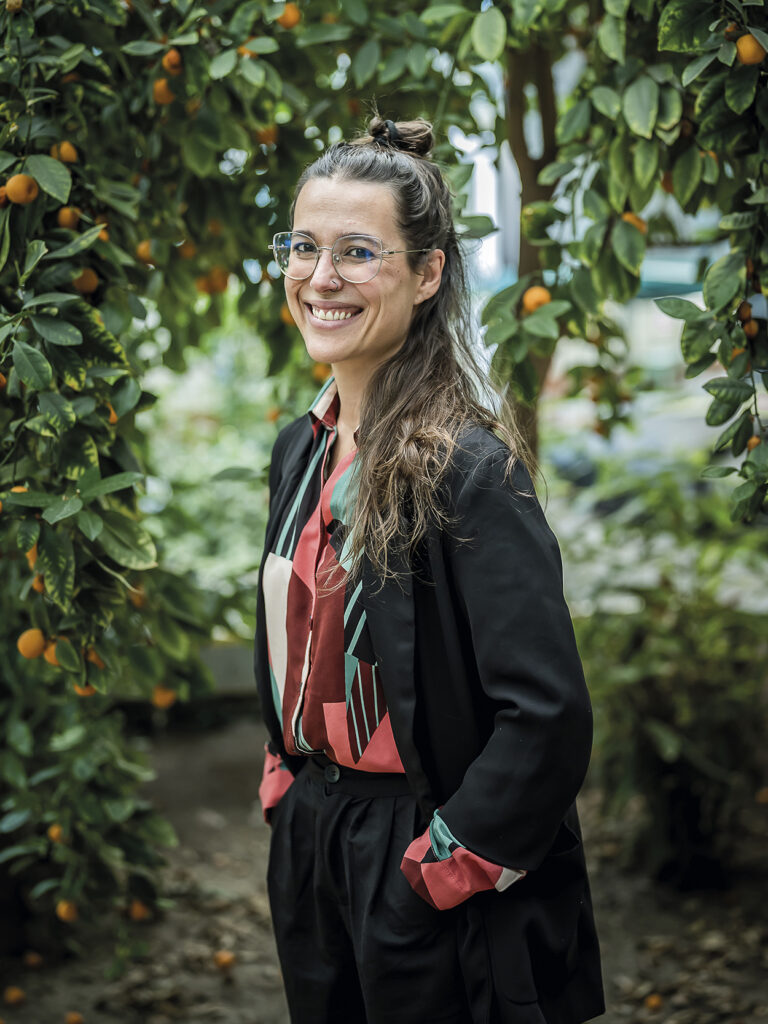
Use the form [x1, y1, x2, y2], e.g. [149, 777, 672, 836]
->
[559, 456, 768, 885]
[489, 0, 768, 519]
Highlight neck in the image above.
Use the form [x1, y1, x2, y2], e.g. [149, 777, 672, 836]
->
[330, 362, 369, 434]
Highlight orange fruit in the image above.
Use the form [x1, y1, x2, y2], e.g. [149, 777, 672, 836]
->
[207, 265, 229, 293]
[61, 71, 80, 83]
[57, 206, 81, 229]
[11, 484, 27, 492]
[195, 275, 211, 293]
[521, 286, 551, 314]
[55, 899, 78, 923]
[660, 170, 673, 194]
[72, 267, 99, 293]
[178, 239, 197, 258]
[311, 362, 332, 382]
[0, 184, 6, 206]
[743, 318, 759, 339]
[724, 21, 740, 39]
[44, 640, 62, 666]
[17, 628, 45, 659]
[280, 302, 295, 326]
[129, 584, 146, 608]
[86, 647, 105, 669]
[0, 371, 7, 389]
[162, 47, 183, 75]
[3, 986, 25, 1006]
[152, 684, 177, 709]
[98, 227, 109, 242]
[128, 898, 151, 921]
[136, 239, 153, 264]
[736, 33, 766, 64]
[73, 683, 97, 697]
[256, 125, 278, 146]
[50, 140, 78, 162]
[153, 78, 176, 105]
[207, 217, 223, 236]
[237, 35, 258, 57]
[6, 173, 39, 204]
[644, 993, 663, 1011]
[105, 401, 118, 424]
[731, 346, 746, 360]
[621, 211, 647, 234]
[266, 406, 281, 422]
[737, 300, 752, 322]
[22, 950, 43, 968]
[47, 823, 65, 843]
[65, 1013, 85, 1024]
[26, 541, 38, 570]
[747, 435, 762, 450]
[277, 2, 301, 28]
[213, 949, 236, 970]
[185, 97, 202, 115]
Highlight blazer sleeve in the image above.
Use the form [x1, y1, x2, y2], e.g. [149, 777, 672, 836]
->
[433, 445, 593, 873]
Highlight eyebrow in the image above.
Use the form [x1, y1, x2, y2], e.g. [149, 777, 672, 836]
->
[292, 229, 379, 239]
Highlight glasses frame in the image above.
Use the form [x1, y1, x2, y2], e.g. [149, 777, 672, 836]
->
[268, 231, 432, 283]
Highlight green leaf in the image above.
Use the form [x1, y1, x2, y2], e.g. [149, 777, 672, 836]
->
[30, 315, 83, 346]
[210, 48, 238, 79]
[42, 223, 104, 261]
[137, 812, 178, 848]
[37, 528, 75, 611]
[39, 392, 77, 432]
[537, 160, 575, 186]
[20, 239, 48, 285]
[591, 85, 621, 119]
[597, 13, 625, 64]
[672, 145, 702, 206]
[681, 52, 717, 87]
[703, 376, 754, 402]
[240, 36, 278, 54]
[471, 6, 506, 61]
[54, 637, 81, 672]
[718, 211, 758, 231]
[658, 0, 714, 52]
[714, 410, 753, 453]
[622, 76, 659, 139]
[654, 296, 707, 321]
[656, 85, 683, 130]
[341, 0, 368, 24]
[556, 98, 591, 145]
[104, 797, 136, 823]
[679, 320, 713, 363]
[121, 40, 165, 54]
[421, 4, 467, 23]
[645, 719, 682, 762]
[632, 138, 658, 190]
[239, 57, 265, 86]
[8, 719, 33, 757]
[22, 291, 79, 308]
[24, 155, 71, 204]
[352, 37, 381, 88]
[702, 251, 744, 312]
[49, 724, 86, 752]
[379, 47, 408, 84]
[700, 465, 737, 478]
[79, 471, 143, 501]
[610, 219, 645, 275]
[98, 510, 158, 570]
[181, 134, 216, 177]
[13, 340, 53, 390]
[296, 23, 353, 46]
[0, 751, 27, 789]
[76, 509, 103, 540]
[58, 428, 100, 480]
[725, 64, 760, 114]
[42, 495, 83, 524]
[0, 809, 33, 833]
[406, 41, 430, 78]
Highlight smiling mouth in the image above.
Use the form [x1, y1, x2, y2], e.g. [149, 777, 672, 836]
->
[306, 303, 363, 322]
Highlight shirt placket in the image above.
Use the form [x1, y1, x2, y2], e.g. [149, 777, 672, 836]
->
[290, 423, 337, 752]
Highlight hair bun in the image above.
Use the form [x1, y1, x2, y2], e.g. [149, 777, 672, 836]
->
[367, 115, 433, 158]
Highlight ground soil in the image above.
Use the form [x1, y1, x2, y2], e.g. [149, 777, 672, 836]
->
[2, 714, 767, 1024]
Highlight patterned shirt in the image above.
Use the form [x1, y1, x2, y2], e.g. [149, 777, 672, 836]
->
[258, 376, 525, 910]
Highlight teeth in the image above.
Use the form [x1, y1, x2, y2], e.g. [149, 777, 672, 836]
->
[311, 306, 357, 321]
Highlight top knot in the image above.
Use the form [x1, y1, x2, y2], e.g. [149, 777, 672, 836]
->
[359, 115, 434, 158]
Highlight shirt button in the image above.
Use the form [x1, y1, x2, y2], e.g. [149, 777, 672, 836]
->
[324, 763, 341, 783]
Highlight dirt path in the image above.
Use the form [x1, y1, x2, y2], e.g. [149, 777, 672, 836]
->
[3, 716, 767, 1023]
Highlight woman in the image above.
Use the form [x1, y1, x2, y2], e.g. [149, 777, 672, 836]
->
[254, 114, 604, 1024]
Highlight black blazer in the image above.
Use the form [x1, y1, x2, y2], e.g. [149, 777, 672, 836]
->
[254, 414, 605, 1024]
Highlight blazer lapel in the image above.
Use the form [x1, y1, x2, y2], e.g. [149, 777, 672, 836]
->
[361, 550, 436, 821]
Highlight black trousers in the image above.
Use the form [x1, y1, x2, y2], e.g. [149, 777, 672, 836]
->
[266, 757, 475, 1024]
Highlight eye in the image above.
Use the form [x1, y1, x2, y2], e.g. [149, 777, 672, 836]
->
[343, 245, 376, 262]
[293, 240, 318, 256]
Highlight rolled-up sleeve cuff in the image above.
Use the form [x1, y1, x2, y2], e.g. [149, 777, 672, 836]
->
[258, 743, 294, 823]
[400, 810, 526, 910]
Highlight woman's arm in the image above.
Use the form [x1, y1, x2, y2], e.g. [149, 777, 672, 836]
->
[404, 444, 592, 896]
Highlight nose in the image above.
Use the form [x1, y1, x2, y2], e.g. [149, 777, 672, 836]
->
[309, 248, 340, 291]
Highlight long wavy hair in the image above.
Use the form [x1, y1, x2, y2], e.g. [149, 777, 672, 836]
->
[289, 114, 538, 593]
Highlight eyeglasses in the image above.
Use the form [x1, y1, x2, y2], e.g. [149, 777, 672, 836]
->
[268, 231, 431, 284]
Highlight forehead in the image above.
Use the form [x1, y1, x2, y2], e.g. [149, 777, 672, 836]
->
[293, 177, 401, 241]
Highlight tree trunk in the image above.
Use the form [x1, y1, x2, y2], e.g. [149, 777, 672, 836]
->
[503, 43, 560, 462]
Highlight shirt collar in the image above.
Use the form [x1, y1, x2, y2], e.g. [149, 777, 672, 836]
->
[307, 375, 360, 444]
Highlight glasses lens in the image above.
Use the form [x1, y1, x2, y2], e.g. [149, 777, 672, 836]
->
[274, 232, 318, 279]
[333, 235, 382, 283]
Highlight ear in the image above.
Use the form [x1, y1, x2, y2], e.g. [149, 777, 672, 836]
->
[413, 248, 445, 306]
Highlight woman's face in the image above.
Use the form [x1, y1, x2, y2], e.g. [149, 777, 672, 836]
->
[285, 177, 444, 378]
